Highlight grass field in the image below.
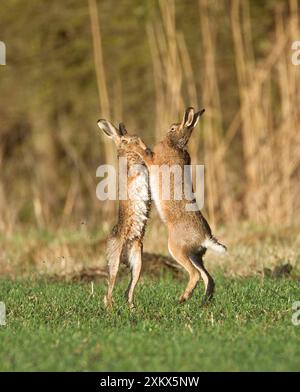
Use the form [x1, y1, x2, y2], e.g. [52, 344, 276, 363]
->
[0, 274, 299, 371]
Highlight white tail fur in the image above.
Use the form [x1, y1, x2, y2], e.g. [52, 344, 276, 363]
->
[202, 237, 227, 254]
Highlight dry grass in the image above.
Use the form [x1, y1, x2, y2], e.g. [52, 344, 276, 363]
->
[1, 0, 299, 233]
[1, 0, 300, 280]
[1, 213, 299, 280]
[147, 0, 300, 227]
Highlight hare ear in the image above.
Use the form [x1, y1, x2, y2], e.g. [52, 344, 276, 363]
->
[182, 107, 195, 128]
[191, 108, 205, 128]
[97, 119, 121, 139]
[119, 123, 127, 136]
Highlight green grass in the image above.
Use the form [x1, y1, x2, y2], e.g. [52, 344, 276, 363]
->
[0, 275, 300, 371]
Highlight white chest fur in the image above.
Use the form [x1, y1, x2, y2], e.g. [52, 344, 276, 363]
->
[127, 169, 149, 240]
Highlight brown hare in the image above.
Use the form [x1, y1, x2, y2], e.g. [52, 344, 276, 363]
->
[130, 107, 226, 304]
[97, 119, 151, 308]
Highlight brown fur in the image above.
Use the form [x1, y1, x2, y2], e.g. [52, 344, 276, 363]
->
[131, 108, 226, 304]
[97, 120, 151, 308]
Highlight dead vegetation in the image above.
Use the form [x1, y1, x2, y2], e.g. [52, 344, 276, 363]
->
[1, 217, 299, 280]
[1, 0, 300, 234]
[1, 1, 300, 280]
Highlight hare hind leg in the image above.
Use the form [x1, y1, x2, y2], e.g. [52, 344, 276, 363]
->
[168, 240, 200, 303]
[189, 251, 215, 304]
[104, 236, 123, 309]
[125, 240, 142, 308]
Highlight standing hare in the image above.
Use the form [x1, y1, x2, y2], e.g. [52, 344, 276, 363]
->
[130, 107, 226, 304]
[97, 119, 151, 308]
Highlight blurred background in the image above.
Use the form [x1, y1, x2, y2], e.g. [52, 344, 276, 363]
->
[1, 0, 300, 277]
